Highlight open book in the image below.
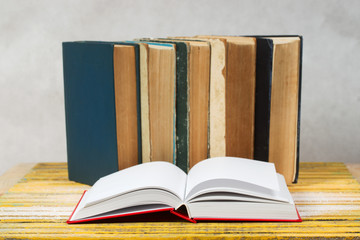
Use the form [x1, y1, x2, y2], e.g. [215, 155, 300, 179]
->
[67, 157, 301, 223]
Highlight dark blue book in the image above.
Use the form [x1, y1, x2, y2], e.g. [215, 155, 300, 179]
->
[63, 41, 141, 185]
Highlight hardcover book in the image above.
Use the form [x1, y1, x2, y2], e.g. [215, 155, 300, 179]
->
[197, 35, 257, 159]
[67, 157, 301, 224]
[139, 38, 190, 172]
[173, 37, 227, 159]
[145, 42, 176, 163]
[253, 36, 302, 184]
[63, 41, 142, 185]
[166, 38, 211, 168]
[127, 41, 177, 165]
[63, 35, 303, 186]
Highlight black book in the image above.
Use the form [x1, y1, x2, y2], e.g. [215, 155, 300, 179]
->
[253, 36, 303, 184]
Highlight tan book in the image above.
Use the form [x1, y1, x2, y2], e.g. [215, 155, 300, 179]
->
[187, 41, 211, 168]
[197, 36, 256, 159]
[113, 45, 139, 170]
[267, 37, 301, 184]
[254, 36, 301, 184]
[138, 43, 151, 163]
[147, 44, 176, 163]
[206, 39, 227, 159]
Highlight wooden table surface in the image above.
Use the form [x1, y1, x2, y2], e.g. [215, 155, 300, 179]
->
[0, 162, 360, 239]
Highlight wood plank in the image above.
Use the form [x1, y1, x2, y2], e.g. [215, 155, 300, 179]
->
[346, 163, 360, 182]
[0, 163, 36, 195]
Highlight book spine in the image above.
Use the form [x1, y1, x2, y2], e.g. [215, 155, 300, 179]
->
[208, 39, 226, 158]
[63, 42, 119, 185]
[253, 38, 273, 162]
[133, 44, 142, 165]
[294, 36, 303, 183]
[173, 43, 189, 172]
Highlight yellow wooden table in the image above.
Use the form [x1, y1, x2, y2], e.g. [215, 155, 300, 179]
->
[0, 162, 360, 239]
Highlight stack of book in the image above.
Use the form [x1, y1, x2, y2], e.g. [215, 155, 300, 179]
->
[63, 35, 303, 186]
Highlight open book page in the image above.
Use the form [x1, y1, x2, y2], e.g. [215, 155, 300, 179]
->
[185, 157, 282, 201]
[276, 173, 294, 204]
[84, 161, 187, 207]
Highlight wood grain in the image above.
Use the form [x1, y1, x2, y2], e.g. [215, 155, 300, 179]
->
[0, 163, 36, 196]
[346, 163, 360, 182]
[0, 162, 360, 239]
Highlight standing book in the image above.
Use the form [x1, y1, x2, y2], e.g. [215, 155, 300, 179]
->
[145, 42, 176, 163]
[253, 36, 302, 184]
[197, 35, 257, 159]
[166, 38, 211, 169]
[63, 41, 142, 185]
[173, 37, 227, 159]
[138, 38, 190, 172]
[67, 157, 301, 223]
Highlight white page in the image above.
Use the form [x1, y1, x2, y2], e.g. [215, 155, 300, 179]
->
[276, 173, 294, 204]
[186, 157, 279, 198]
[84, 161, 187, 207]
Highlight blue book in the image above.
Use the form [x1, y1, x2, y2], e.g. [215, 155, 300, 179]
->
[63, 41, 141, 185]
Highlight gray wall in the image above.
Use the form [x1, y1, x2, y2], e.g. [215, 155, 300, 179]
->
[1, 0, 359, 176]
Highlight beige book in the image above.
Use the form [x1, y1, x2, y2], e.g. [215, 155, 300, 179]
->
[138, 43, 151, 163]
[267, 37, 300, 183]
[147, 44, 176, 163]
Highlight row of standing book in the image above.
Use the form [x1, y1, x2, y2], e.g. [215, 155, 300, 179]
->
[63, 35, 303, 186]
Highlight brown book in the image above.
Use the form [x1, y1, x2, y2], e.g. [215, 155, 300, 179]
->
[254, 36, 301, 184]
[188, 41, 211, 168]
[197, 36, 256, 159]
[225, 37, 256, 159]
[267, 37, 301, 184]
[113, 45, 139, 170]
[147, 44, 176, 163]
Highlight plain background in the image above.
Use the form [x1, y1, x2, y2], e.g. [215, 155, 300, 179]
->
[0, 0, 359, 176]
